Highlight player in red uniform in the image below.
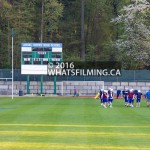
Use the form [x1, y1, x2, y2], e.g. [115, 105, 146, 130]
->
[102, 90, 108, 108]
[128, 89, 135, 107]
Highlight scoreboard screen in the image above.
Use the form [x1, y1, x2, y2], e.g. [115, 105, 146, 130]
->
[21, 43, 62, 75]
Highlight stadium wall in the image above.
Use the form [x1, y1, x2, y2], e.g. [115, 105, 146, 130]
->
[0, 70, 150, 82]
[0, 81, 150, 96]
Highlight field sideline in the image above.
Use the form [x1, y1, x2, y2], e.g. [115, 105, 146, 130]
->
[0, 97, 150, 150]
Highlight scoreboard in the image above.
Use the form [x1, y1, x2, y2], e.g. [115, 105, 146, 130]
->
[21, 43, 62, 75]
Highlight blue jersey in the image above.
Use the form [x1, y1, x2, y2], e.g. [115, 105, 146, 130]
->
[122, 90, 125, 95]
[136, 92, 142, 99]
[122, 90, 128, 98]
[146, 91, 150, 99]
[108, 91, 113, 99]
[99, 90, 103, 100]
[100, 90, 103, 96]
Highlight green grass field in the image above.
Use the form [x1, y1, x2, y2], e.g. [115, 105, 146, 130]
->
[0, 97, 150, 150]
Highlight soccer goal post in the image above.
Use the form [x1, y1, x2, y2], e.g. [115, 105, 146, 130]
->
[61, 81, 104, 96]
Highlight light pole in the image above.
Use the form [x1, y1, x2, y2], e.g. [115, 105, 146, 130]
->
[11, 28, 14, 99]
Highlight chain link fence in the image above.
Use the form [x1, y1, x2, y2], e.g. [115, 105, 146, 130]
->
[0, 69, 150, 82]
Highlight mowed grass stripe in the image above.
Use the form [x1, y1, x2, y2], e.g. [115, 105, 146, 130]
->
[0, 124, 150, 128]
[0, 142, 149, 150]
[0, 131, 150, 137]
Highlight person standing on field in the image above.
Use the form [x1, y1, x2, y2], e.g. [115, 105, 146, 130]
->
[102, 90, 108, 108]
[108, 88, 114, 108]
[122, 88, 129, 106]
[146, 90, 150, 107]
[99, 89, 104, 106]
[73, 87, 77, 97]
[135, 90, 142, 108]
[128, 89, 135, 107]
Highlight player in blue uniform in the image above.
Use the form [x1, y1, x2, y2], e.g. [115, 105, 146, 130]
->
[99, 89, 104, 106]
[122, 88, 129, 106]
[136, 90, 142, 107]
[108, 88, 113, 108]
[146, 90, 150, 107]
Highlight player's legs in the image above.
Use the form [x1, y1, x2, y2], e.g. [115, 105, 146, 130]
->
[125, 97, 128, 106]
[147, 99, 150, 107]
[109, 99, 113, 107]
[101, 98, 103, 105]
[132, 99, 134, 107]
[129, 98, 133, 107]
[124, 97, 126, 106]
[128, 98, 131, 106]
[103, 98, 107, 108]
[136, 98, 140, 107]
[74, 91, 77, 97]
[108, 99, 110, 106]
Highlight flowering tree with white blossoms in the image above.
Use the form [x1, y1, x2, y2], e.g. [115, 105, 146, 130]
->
[112, 0, 150, 68]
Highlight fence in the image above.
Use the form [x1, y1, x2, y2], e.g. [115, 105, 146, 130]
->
[0, 69, 150, 82]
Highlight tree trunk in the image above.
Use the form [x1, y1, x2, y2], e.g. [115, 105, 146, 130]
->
[40, 0, 44, 43]
[80, 0, 85, 60]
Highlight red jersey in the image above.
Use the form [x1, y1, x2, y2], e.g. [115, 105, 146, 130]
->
[103, 92, 108, 98]
[128, 92, 134, 99]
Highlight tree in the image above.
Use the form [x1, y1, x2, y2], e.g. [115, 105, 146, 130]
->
[84, 0, 118, 61]
[42, 0, 64, 42]
[8, 0, 36, 68]
[0, 0, 12, 68]
[112, 0, 150, 68]
[1, 0, 149, 69]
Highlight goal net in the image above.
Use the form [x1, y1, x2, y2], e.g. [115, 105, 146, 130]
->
[61, 81, 104, 96]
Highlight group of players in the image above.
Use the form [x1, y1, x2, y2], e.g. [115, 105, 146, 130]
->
[122, 89, 142, 107]
[96, 88, 143, 108]
[98, 88, 114, 108]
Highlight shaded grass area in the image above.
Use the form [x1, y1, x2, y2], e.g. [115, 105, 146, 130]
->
[0, 97, 150, 150]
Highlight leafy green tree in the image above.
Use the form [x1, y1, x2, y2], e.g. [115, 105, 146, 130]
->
[43, 0, 64, 42]
[84, 0, 116, 61]
[0, 0, 12, 68]
[0, 0, 64, 68]
[0, 0, 149, 69]
[59, 0, 81, 60]
[8, 0, 36, 68]
[112, 0, 150, 68]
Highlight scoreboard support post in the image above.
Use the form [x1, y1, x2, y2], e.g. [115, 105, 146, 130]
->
[54, 75, 56, 95]
[40, 75, 43, 94]
[27, 75, 30, 94]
